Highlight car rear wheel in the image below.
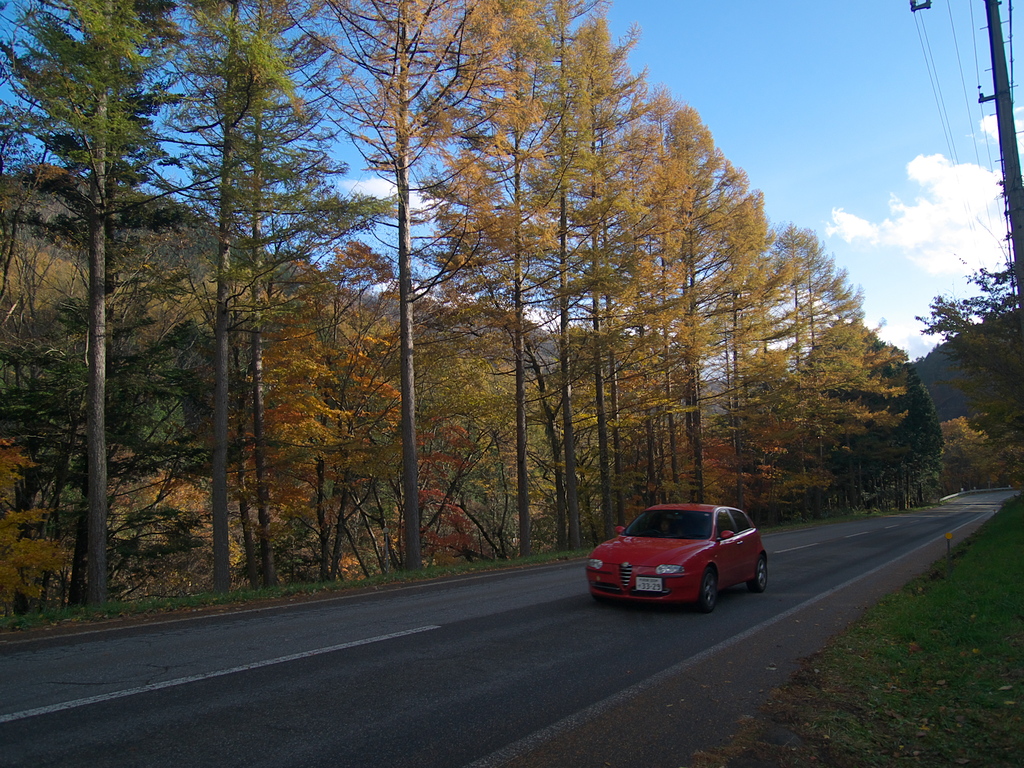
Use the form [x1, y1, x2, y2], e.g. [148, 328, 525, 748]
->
[747, 554, 768, 593]
[696, 567, 718, 613]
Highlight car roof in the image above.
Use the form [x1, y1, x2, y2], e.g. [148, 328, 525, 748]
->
[642, 503, 721, 513]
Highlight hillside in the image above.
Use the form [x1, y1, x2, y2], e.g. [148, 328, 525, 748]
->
[913, 344, 971, 423]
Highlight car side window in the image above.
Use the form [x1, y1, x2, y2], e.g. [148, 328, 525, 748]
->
[729, 509, 752, 532]
[716, 510, 736, 536]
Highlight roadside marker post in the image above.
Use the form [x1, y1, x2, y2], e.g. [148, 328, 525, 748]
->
[946, 532, 953, 577]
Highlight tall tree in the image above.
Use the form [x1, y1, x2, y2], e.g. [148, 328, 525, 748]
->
[535, 0, 600, 549]
[323, 0, 498, 569]
[175, 0, 379, 588]
[5, 0, 176, 603]
[643, 104, 767, 503]
[174, 0, 275, 592]
[925, 267, 1024, 483]
[570, 14, 647, 537]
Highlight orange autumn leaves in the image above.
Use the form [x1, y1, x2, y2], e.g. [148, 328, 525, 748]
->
[0, 440, 61, 607]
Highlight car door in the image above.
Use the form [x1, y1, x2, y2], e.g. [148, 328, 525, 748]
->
[713, 508, 744, 586]
[725, 508, 758, 583]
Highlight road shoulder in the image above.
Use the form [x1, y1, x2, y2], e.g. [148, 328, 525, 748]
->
[488, 517, 989, 768]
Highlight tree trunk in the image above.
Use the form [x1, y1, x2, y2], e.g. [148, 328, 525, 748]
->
[316, 457, 330, 582]
[609, 347, 625, 527]
[238, 492, 259, 589]
[211, 231, 231, 593]
[645, 413, 657, 506]
[251, 321, 276, 587]
[593, 293, 613, 538]
[684, 362, 705, 503]
[514, 267, 531, 556]
[85, 91, 108, 606]
[559, 193, 580, 549]
[396, 9, 421, 570]
[211, 58, 236, 594]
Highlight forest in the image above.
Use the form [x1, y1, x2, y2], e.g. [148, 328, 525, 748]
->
[0, 0, 952, 613]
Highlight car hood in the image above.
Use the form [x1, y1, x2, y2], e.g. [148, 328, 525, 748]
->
[590, 536, 711, 566]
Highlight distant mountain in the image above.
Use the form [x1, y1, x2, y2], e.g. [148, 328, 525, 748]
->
[912, 344, 971, 423]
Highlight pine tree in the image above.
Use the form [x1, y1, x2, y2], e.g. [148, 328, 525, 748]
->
[5, 0, 176, 604]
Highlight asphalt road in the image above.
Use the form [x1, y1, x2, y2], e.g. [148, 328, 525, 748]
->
[0, 491, 1013, 768]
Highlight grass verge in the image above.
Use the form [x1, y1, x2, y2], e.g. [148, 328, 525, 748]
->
[691, 494, 1024, 768]
[1, 549, 591, 633]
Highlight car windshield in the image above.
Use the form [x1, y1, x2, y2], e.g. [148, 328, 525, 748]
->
[623, 509, 713, 540]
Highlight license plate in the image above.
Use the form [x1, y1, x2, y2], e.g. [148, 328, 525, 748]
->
[635, 576, 663, 592]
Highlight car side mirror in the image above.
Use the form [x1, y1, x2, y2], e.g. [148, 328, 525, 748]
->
[615, 525, 625, 535]
[719, 530, 735, 540]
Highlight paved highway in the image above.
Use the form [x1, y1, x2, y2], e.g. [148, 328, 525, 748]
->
[0, 491, 1012, 767]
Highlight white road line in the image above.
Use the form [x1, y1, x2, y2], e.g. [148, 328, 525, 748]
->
[0, 562, 579, 649]
[772, 542, 819, 554]
[0, 625, 440, 724]
[844, 531, 870, 539]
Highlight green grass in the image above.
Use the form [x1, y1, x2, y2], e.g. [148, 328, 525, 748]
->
[693, 494, 1024, 767]
[1, 548, 591, 633]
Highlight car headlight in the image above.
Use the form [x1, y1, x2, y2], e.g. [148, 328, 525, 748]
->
[588, 558, 604, 569]
[656, 564, 685, 575]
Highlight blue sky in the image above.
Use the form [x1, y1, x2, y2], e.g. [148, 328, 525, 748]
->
[605, 0, 1018, 360]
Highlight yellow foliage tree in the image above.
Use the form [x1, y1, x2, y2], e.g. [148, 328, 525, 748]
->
[0, 440, 62, 612]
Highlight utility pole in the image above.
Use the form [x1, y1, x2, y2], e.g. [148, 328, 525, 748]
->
[917, 0, 1024, 338]
[981, 0, 1024, 339]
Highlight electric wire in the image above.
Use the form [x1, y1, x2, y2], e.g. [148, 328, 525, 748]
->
[1008, 0, 1019, 274]
[915, 10, 960, 166]
[969, 0, 1007, 265]
[971, 0, 998, 176]
[984, 0, 1017, 268]
[917, 2, 1009, 268]
[944, 0, 999, 245]
[948, 0, 984, 169]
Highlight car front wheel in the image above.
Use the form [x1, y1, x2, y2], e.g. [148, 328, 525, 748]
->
[696, 567, 718, 613]
[747, 554, 768, 593]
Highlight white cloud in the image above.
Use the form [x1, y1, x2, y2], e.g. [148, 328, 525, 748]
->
[340, 176, 398, 199]
[339, 176, 433, 215]
[980, 107, 1024, 145]
[981, 112, 999, 144]
[827, 154, 1006, 275]
[873, 318, 937, 361]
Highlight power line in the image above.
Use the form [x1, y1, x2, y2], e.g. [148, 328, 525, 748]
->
[915, 9, 960, 165]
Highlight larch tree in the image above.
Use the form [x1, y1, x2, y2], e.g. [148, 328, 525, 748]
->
[174, 0, 263, 592]
[432, 0, 597, 556]
[226, 0, 377, 588]
[717, 230, 789, 509]
[569, 14, 648, 538]
[643, 104, 765, 503]
[321, 0, 500, 569]
[533, 0, 602, 549]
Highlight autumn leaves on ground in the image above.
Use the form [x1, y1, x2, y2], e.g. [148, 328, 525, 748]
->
[0, 0, 1020, 638]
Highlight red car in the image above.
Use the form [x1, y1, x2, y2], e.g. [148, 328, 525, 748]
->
[586, 504, 768, 612]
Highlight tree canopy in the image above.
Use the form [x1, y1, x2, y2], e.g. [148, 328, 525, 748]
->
[0, 0, 950, 613]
